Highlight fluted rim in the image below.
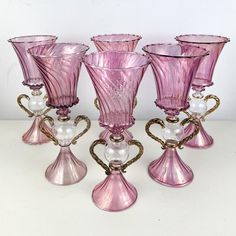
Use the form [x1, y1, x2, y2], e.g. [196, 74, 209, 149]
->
[83, 51, 150, 71]
[28, 43, 89, 58]
[91, 33, 142, 43]
[175, 34, 230, 45]
[143, 43, 209, 59]
[8, 35, 57, 44]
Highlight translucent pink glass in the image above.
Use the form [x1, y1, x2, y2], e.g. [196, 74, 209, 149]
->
[91, 33, 142, 141]
[29, 43, 90, 186]
[8, 35, 57, 89]
[176, 34, 229, 149]
[91, 34, 141, 52]
[175, 34, 229, 91]
[28, 43, 89, 108]
[84, 51, 149, 211]
[92, 170, 137, 212]
[8, 35, 57, 145]
[143, 43, 208, 187]
[143, 44, 209, 115]
[84, 51, 149, 134]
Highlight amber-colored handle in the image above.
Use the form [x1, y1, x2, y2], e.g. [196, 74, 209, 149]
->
[134, 97, 138, 108]
[89, 139, 110, 175]
[94, 98, 100, 110]
[120, 139, 143, 172]
[179, 117, 200, 149]
[41, 95, 51, 115]
[39, 116, 59, 145]
[17, 94, 34, 117]
[145, 118, 166, 149]
[201, 94, 220, 121]
[182, 110, 192, 118]
[71, 115, 91, 145]
[94, 97, 138, 110]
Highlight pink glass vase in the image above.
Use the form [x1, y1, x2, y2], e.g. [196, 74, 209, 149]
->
[29, 43, 91, 185]
[91, 34, 142, 142]
[8, 35, 57, 144]
[84, 51, 149, 211]
[143, 43, 208, 187]
[176, 35, 229, 148]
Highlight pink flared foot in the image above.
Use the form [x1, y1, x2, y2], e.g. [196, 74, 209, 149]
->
[99, 129, 133, 142]
[184, 120, 213, 149]
[92, 170, 137, 212]
[148, 148, 193, 187]
[22, 116, 51, 145]
[45, 146, 87, 186]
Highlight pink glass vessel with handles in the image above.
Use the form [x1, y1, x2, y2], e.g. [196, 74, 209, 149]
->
[176, 34, 230, 148]
[29, 43, 91, 186]
[91, 33, 142, 142]
[143, 43, 209, 187]
[84, 51, 149, 211]
[8, 35, 57, 145]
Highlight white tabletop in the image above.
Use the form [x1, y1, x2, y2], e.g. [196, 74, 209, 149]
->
[0, 120, 235, 236]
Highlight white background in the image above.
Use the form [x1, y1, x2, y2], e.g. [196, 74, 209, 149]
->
[0, 0, 234, 120]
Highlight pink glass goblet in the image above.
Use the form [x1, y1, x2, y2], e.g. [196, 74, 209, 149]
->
[84, 51, 149, 211]
[28, 43, 91, 186]
[143, 43, 209, 187]
[8, 35, 57, 145]
[176, 35, 230, 148]
[91, 34, 142, 142]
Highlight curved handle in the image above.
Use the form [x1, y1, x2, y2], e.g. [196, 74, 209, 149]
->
[94, 98, 100, 110]
[71, 115, 91, 145]
[182, 110, 192, 118]
[201, 94, 220, 121]
[134, 97, 138, 108]
[89, 139, 110, 175]
[17, 94, 34, 117]
[41, 107, 51, 116]
[145, 118, 166, 149]
[41, 94, 51, 115]
[179, 117, 200, 149]
[39, 116, 59, 145]
[121, 139, 144, 172]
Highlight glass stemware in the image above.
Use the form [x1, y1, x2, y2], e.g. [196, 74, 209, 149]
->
[8, 35, 57, 144]
[143, 43, 209, 187]
[176, 34, 230, 148]
[84, 51, 149, 211]
[28, 43, 91, 185]
[91, 33, 142, 142]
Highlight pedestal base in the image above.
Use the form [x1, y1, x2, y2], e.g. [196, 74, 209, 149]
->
[92, 171, 137, 212]
[184, 120, 213, 149]
[22, 116, 50, 145]
[99, 129, 133, 142]
[45, 146, 87, 186]
[148, 148, 193, 187]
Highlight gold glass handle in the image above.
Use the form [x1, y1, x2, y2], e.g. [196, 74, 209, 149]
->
[134, 97, 138, 108]
[71, 115, 91, 145]
[145, 118, 166, 149]
[42, 107, 51, 116]
[17, 94, 34, 117]
[94, 98, 100, 110]
[89, 139, 110, 175]
[41, 94, 51, 116]
[39, 116, 59, 145]
[121, 139, 143, 172]
[43, 94, 48, 100]
[201, 94, 220, 121]
[178, 117, 200, 149]
[182, 110, 192, 118]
